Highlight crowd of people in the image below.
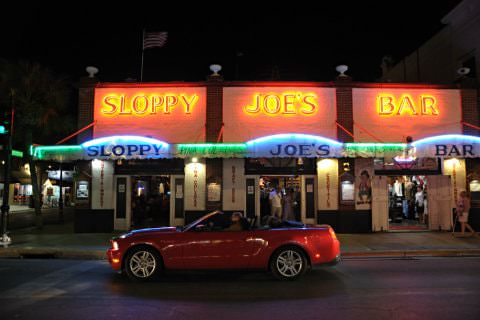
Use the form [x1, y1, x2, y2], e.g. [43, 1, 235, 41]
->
[388, 176, 428, 224]
[260, 184, 301, 225]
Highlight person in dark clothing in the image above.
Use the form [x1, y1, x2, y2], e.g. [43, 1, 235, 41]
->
[132, 195, 147, 226]
[150, 195, 163, 223]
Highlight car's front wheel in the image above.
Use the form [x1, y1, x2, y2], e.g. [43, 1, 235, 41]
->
[270, 246, 308, 280]
[124, 246, 162, 281]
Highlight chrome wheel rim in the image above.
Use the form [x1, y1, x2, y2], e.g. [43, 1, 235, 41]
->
[129, 251, 156, 278]
[276, 250, 303, 277]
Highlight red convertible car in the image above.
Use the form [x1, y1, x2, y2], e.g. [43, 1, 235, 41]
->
[107, 211, 340, 281]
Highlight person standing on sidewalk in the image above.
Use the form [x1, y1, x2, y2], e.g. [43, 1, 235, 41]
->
[456, 191, 478, 237]
[269, 186, 283, 219]
[415, 186, 425, 223]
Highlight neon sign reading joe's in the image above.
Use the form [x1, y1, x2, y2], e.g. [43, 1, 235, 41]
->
[244, 93, 318, 116]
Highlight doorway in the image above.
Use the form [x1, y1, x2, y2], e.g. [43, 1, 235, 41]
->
[387, 175, 428, 231]
[131, 175, 171, 228]
[259, 175, 301, 222]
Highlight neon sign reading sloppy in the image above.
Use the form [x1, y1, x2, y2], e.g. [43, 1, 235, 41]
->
[377, 94, 438, 116]
[244, 93, 318, 115]
[101, 94, 198, 116]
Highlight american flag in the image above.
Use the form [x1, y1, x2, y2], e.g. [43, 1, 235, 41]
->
[143, 31, 168, 50]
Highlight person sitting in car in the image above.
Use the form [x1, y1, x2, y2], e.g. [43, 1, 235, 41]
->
[226, 212, 244, 231]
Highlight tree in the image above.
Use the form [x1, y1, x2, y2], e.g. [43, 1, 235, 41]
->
[0, 59, 73, 228]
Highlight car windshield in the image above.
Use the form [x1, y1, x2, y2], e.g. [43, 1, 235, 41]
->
[182, 211, 222, 231]
[182, 211, 305, 231]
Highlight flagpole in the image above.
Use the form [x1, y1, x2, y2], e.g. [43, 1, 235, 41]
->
[140, 29, 145, 82]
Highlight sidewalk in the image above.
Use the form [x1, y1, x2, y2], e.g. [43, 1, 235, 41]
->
[0, 223, 479, 260]
[0, 222, 115, 259]
[339, 232, 480, 258]
[3, 207, 75, 230]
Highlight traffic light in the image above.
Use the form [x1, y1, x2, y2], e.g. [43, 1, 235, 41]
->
[0, 110, 13, 135]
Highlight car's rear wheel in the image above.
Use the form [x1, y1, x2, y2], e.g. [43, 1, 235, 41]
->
[124, 246, 162, 281]
[270, 246, 308, 280]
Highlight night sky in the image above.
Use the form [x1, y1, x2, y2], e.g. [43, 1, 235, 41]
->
[1, 1, 462, 83]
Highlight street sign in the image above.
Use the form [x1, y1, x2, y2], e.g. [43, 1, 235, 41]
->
[12, 150, 23, 158]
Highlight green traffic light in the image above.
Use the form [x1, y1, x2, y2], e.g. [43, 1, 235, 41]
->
[0, 125, 6, 134]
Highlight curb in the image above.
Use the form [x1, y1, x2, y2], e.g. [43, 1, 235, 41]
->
[0, 247, 106, 260]
[342, 249, 480, 259]
[1, 247, 480, 260]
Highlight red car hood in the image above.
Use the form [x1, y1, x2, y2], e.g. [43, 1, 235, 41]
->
[129, 227, 178, 235]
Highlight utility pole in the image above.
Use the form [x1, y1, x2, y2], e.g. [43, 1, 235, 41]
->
[1, 93, 14, 245]
[58, 161, 64, 224]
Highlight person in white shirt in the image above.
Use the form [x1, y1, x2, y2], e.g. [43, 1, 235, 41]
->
[269, 186, 283, 218]
[415, 186, 425, 223]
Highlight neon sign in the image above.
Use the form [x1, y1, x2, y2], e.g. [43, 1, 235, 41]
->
[81, 136, 170, 159]
[412, 134, 480, 158]
[377, 94, 438, 116]
[246, 134, 343, 158]
[100, 93, 198, 116]
[244, 93, 318, 116]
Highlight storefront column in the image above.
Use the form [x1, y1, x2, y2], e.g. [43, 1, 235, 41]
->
[317, 158, 339, 228]
[91, 160, 114, 210]
[317, 159, 339, 211]
[442, 158, 467, 213]
[184, 159, 206, 223]
[90, 159, 116, 231]
[222, 159, 245, 213]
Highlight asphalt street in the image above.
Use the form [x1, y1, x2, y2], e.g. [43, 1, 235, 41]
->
[0, 257, 479, 320]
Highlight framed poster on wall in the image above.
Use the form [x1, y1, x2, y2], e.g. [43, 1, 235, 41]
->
[207, 183, 221, 202]
[76, 181, 89, 199]
[341, 181, 354, 201]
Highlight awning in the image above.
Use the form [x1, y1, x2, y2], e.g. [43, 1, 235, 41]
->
[31, 134, 480, 161]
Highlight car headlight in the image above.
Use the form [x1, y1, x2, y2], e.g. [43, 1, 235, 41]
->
[328, 227, 338, 241]
[111, 240, 119, 251]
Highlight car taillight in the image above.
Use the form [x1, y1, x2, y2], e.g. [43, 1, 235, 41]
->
[111, 240, 119, 251]
[328, 227, 337, 241]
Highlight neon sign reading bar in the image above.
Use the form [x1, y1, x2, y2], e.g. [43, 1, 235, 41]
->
[377, 94, 438, 116]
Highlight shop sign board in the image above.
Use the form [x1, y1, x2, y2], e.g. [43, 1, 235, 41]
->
[352, 88, 462, 142]
[94, 86, 206, 142]
[223, 87, 337, 142]
[412, 135, 480, 158]
[31, 134, 480, 161]
[81, 136, 171, 160]
[245, 134, 343, 158]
